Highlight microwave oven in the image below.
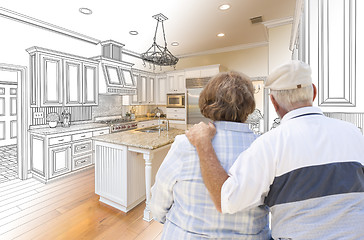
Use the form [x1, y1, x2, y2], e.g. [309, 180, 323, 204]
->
[167, 94, 185, 108]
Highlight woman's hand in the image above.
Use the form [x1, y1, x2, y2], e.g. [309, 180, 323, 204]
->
[186, 122, 216, 148]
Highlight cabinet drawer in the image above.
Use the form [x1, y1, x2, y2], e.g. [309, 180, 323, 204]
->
[73, 140, 92, 156]
[49, 135, 72, 146]
[166, 108, 185, 115]
[167, 113, 185, 120]
[72, 131, 93, 141]
[73, 154, 93, 170]
[93, 129, 109, 137]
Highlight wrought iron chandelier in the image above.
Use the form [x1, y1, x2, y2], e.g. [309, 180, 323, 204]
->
[141, 13, 179, 67]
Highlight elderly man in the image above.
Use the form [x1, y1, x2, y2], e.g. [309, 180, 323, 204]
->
[186, 60, 364, 239]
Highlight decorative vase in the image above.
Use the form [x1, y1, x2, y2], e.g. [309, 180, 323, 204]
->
[48, 121, 57, 128]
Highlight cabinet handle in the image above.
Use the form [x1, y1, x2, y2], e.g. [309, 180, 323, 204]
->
[58, 139, 64, 142]
[79, 146, 87, 150]
[99, 132, 104, 134]
[81, 135, 86, 137]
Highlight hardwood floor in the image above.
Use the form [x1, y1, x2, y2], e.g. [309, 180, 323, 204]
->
[0, 167, 163, 240]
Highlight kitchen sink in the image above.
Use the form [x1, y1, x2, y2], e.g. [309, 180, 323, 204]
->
[135, 127, 165, 133]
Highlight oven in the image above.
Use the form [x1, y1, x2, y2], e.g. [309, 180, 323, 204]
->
[167, 93, 185, 108]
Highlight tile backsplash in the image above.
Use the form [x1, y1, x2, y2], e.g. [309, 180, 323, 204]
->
[31, 106, 92, 126]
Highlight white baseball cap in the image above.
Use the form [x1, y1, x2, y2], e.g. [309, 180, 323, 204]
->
[265, 60, 312, 90]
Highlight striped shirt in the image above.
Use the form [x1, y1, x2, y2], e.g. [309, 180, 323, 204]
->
[221, 107, 364, 239]
[150, 121, 270, 240]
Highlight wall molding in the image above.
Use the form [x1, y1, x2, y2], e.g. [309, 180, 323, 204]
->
[0, 7, 101, 45]
[262, 17, 293, 29]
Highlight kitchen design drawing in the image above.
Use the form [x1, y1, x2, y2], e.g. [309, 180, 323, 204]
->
[0, 0, 363, 239]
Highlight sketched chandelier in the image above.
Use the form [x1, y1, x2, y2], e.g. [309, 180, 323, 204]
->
[141, 13, 179, 67]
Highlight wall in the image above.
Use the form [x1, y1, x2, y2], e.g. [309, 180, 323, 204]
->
[267, 24, 293, 129]
[176, 46, 268, 76]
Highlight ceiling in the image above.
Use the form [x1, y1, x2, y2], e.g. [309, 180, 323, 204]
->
[0, 0, 296, 57]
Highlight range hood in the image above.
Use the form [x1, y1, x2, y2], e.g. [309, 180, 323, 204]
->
[93, 40, 137, 95]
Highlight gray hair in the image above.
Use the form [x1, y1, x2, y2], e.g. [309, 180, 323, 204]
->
[270, 85, 313, 111]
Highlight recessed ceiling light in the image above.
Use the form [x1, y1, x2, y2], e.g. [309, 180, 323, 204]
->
[217, 33, 225, 37]
[171, 42, 179, 46]
[79, 8, 92, 15]
[129, 31, 138, 35]
[219, 4, 231, 10]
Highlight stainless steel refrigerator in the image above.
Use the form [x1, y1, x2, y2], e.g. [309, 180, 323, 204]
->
[186, 77, 210, 124]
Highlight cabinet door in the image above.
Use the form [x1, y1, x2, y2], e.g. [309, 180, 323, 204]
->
[148, 76, 155, 104]
[167, 74, 176, 93]
[49, 144, 71, 178]
[131, 74, 139, 105]
[176, 73, 186, 93]
[83, 63, 98, 105]
[40, 55, 63, 106]
[64, 59, 82, 106]
[140, 75, 147, 104]
[156, 76, 167, 105]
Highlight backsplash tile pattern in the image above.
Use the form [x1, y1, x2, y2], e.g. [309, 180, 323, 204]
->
[31, 106, 92, 126]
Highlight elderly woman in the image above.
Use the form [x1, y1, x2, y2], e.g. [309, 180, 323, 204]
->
[150, 72, 270, 240]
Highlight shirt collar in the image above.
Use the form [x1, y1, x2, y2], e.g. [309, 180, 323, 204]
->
[214, 121, 252, 133]
[280, 106, 324, 124]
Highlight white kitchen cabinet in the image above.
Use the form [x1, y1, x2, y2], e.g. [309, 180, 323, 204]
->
[137, 120, 159, 129]
[49, 144, 72, 178]
[167, 71, 185, 93]
[127, 72, 155, 105]
[156, 75, 167, 105]
[185, 64, 220, 79]
[27, 46, 99, 107]
[166, 108, 186, 121]
[29, 125, 109, 183]
[148, 76, 155, 104]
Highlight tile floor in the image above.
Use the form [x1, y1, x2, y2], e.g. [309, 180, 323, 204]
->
[0, 144, 18, 184]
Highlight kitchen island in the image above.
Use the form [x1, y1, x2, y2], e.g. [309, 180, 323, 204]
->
[93, 127, 185, 221]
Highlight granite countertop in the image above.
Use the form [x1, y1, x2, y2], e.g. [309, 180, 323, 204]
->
[28, 123, 109, 135]
[93, 127, 185, 150]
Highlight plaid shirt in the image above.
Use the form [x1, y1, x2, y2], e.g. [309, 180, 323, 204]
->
[150, 121, 270, 240]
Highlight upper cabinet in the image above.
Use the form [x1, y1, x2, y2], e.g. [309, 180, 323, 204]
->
[167, 70, 185, 93]
[185, 64, 220, 79]
[301, 0, 359, 111]
[156, 75, 167, 105]
[27, 47, 99, 107]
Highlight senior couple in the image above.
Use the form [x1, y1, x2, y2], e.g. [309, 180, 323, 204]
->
[149, 60, 364, 240]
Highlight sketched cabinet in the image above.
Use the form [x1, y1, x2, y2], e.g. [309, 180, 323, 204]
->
[27, 46, 99, 107]
[64, 59, 82, 106]
[40, 54, 63, 106]
[49, 144, 72, 178]
[82, 63, 98, 106]
[64, 60, 98, 106]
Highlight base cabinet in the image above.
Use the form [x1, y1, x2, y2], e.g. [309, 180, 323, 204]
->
[30, 126, 109, 183]
[49, 144, 72, 178]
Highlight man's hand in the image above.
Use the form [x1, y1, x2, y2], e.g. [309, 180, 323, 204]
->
[186, 122, 216, 148]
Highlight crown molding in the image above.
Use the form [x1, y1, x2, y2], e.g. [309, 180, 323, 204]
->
[0, 7, 100, 45]
[262, 16, 294, 29]
[177, 41, 268, 59]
